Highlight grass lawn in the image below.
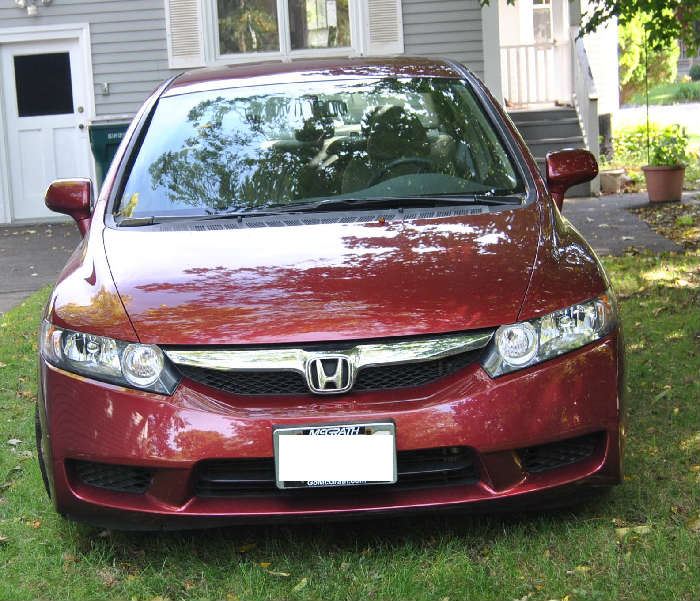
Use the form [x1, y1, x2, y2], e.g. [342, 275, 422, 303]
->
[627, 81, 700, 106]
[1, 253, 700, 601]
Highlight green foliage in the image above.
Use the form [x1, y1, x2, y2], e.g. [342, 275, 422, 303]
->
[648, 124, 690, 166]
[618, 14, 679, 103]
[672, 81, 700, 102]
[580, 0, 700, 56]
[675, 214, 695, 227]
[628, 81, 700, 106]
[607, 124, 692, 167]
[689, 64, 700, 82]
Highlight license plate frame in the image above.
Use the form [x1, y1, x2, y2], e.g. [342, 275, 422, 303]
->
[273, 422, 397, 489]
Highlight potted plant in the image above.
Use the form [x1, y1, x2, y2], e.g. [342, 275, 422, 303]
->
[642, 125, 689, 203]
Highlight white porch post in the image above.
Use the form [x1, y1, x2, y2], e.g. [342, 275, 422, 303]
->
[481, 1, 503, 104]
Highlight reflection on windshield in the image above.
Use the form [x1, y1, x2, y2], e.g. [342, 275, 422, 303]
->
[117, 77, 522, 217]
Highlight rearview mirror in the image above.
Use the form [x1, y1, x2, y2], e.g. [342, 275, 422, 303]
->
[45, 178, 93, 237]
[545, 149, 598, 210]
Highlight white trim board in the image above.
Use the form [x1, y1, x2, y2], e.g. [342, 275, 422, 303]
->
[0, 23, 95, 224]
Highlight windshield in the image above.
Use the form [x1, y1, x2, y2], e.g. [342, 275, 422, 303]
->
[115, 77, 524, 218]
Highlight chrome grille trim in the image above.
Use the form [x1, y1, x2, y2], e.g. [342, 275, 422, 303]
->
[163, 331, 493, 375]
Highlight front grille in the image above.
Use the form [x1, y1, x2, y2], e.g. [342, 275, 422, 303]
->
[177, 349, 481, 396]
[176, 366, 309, 396]
[354, 350, 480, 391]
[194, 446, 477, 497]
[519, 432, 603, 474]
[71, 460, 152, 494]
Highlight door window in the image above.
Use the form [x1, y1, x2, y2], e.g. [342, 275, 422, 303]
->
[13, 52, 74, 117]
[532, 0, 553, 43]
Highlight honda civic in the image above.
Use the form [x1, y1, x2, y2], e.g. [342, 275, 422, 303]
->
[37, 57, 623, 529]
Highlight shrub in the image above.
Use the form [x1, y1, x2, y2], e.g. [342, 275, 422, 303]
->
[610, 124, 691, 167]
[689, 64, 700, 82]
[672, 82, 700, 102]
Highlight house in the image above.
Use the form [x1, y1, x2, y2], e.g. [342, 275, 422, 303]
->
[0, 0, 617, 224]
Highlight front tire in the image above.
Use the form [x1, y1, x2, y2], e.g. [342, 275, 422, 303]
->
[35, 405, 51, 499]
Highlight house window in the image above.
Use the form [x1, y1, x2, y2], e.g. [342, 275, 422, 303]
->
[164, 0, 404, 69]
[216, 0, 351, 58]
[532, 0, 552, 44]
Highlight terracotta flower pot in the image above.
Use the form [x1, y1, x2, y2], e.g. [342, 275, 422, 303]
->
[642, 165, 685, 203]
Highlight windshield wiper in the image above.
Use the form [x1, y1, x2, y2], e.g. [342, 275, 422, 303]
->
[262, 193, 524, 214]
[115, 193, 524, 226]
[116, 208, 292, 226]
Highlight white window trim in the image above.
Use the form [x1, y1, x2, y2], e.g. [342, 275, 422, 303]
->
[200, 0, 364, 66]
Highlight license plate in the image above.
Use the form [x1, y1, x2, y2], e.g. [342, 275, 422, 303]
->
[273, 422, 396, 489]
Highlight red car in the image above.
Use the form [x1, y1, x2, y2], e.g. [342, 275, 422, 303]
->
[37, 57, 623, 529]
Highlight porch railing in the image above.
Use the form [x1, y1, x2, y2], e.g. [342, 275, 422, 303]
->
[571, 29, 599, 156]
[571, 27, 600, 192]
[500, 42, 558, 105]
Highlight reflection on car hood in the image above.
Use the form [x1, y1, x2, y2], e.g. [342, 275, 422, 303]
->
[103, 206, 541, 345]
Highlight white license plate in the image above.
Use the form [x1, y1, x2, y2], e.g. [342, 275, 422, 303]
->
[273, 422, 396, 489]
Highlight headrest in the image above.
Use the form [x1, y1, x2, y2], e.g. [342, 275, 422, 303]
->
[363, 105, 428, 161]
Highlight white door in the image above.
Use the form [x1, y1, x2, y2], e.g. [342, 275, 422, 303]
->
[1, 39, 92, 220]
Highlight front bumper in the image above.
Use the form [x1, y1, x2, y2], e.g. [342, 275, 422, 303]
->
[38, 334, 624, 529]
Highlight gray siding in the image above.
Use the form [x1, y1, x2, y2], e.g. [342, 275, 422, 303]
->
[0, 0, 177, 118]
[1, 0, 486, 119]
[402, 0, 484, 76]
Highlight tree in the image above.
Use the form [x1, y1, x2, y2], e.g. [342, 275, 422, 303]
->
[480, 0, 700, 54]
[618, 14, 679, 103]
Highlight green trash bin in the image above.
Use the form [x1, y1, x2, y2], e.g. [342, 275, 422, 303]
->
[88, 122, 130, 188]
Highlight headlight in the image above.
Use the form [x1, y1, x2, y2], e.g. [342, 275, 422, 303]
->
[39, 321, 179, 394]
[482, 292, 617, 377]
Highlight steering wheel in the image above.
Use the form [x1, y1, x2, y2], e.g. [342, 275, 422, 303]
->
[368, 157, 433, 187]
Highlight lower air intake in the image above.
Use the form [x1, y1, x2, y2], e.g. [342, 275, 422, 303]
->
[71, 460, 152, 494]
[519, 432, 603, 474]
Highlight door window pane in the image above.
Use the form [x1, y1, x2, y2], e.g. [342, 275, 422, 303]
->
[289, 0, 350, 50]
[218, 0, 280, 54]
[14, 52, 74, 117]
[532, 0, 552, 43]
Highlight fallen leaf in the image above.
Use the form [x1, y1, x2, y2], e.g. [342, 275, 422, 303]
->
[238, 542, 256, 553]
[616, 524, 651, 539]
[0, 362, 7, 368]
[32, 520, 41, 529]
[7, 439, 21, 447]
[258, 562, 272, 569]
[0, 534, 8, 544]
[292, 577, 308, 593]
[97, 568, 118, 587]
[687, 516, 700, 533]
[266, 570, 291, 577]
[567, 565, 590, 574]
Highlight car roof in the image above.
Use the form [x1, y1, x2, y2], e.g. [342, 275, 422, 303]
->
[162, 56, 466, 97]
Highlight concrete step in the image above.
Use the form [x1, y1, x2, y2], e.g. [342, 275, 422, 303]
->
[508, 107, 578, 124]
[513, 118, 582, 140]
[528, 136, 586, 157]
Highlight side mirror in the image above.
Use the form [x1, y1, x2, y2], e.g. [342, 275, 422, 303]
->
[545, 149, 598, 210]
[45, 178, 93, 237]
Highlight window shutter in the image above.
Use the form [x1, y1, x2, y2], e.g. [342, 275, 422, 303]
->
[364, 0, 404, 56]
[164, 0, 205, 69]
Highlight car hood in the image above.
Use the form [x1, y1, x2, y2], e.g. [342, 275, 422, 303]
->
[103, 205, 541, 345]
